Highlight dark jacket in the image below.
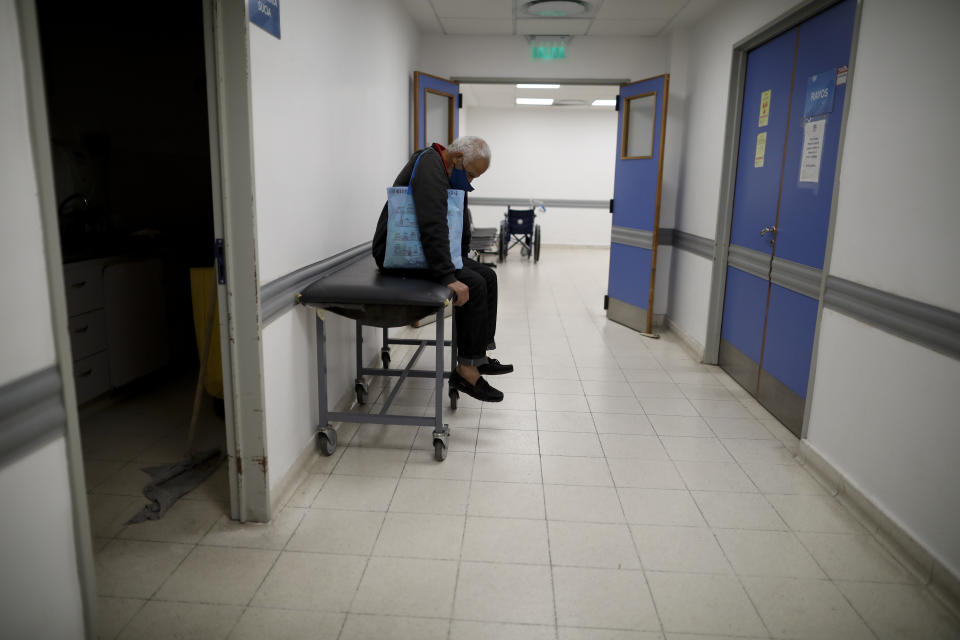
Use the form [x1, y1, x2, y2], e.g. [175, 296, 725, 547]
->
[372, 146, 470, 285]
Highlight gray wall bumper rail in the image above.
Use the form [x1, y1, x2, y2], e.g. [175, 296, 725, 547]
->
[673, 234, 959, 362]
[824, 276, 960, 361]
[469, 197, 608, 209]
[261, 243, 372, 326]
[611, 226, 654, 249]
[728, 244, 822, 299]
[260, 237, 960, 365]
[0, 366, 65, 467]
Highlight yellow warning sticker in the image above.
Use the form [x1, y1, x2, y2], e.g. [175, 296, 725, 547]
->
[755, 132, 767, 168]
[759, 90, 771, 127]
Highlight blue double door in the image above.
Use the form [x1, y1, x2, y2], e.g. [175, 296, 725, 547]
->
[719, 0, 856, 436]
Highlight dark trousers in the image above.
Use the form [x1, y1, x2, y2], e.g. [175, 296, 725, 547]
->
[380, 257, 498, 366]
[455, 257, 498, 365]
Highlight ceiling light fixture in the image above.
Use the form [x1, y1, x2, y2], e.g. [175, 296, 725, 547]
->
[521, 0, 591, 18]
[592, 99, 616, 107]
[516, 98, 555, 106]
[517, 83, 561, 89]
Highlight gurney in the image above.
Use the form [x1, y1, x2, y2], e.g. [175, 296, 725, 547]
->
[297, 256, 458, 461]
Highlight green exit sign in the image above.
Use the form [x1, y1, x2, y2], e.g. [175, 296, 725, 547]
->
[532, 44, 565, 60]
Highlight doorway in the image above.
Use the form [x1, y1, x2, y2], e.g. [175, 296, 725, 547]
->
[458, 81, 620, 248]
[712, 0, 858, 436]
[35, 2, 231, 534]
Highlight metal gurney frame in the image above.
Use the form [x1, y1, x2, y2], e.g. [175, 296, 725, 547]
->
[297, 257, 459, 461]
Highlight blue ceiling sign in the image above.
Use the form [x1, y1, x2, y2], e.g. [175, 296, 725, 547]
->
[803, 69, 836, 119]
[249, 0, 280, 39]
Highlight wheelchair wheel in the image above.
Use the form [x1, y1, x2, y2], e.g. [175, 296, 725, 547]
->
[534, 225, 541, 263]
[498, 223, 508, 262]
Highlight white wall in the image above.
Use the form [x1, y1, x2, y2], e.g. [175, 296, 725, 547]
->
[805, 0, 960, 579]
[463, 105, 616, 246]
[0, 0, 85, 632]
[827, 0, 960, 313]
[807, 309, 960, 572]
[1, 0, 57, 388]
[665, 0, 960, 580]
[0, 439, 86, 638]
[248, 0, 420, 493]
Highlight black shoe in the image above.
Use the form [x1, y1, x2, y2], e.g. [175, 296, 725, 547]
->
[477, 358, 514, 376]
[450, 371, 504, 402]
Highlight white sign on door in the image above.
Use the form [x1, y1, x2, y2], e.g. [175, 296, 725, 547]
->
[799, 119, 826, 183]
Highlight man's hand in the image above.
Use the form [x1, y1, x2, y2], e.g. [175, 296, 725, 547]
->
[446, 280, 469, 306]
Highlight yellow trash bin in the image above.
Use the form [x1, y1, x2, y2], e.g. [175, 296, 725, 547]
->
[189, 267, 224, 399]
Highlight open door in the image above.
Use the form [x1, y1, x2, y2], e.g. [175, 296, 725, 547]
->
[606, 74, 669, 335]
[414, 71, 459, 150]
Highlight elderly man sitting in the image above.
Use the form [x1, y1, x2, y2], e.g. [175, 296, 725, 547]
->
[372, 136, 512, 402]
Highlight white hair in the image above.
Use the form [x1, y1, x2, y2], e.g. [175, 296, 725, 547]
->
[448, 136, 491, 165]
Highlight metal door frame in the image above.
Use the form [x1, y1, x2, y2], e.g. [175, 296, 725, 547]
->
[703, 0, 863, 439]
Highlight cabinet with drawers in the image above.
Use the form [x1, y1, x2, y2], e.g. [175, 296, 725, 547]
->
[64, 257, 169, 403]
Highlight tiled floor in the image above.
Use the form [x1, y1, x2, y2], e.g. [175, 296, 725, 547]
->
[88, 248, 960, 639]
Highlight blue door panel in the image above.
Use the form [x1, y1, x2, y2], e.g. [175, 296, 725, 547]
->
[415, 73, 459, 150]
[729, 28, 797, 254]
[608, 243, 651, 310]
[607, 75, 668, 322]
[612, 76, 667, 232]
[761, 285, 819, 397]
[775, 0, 856, 269]
[720, 267, 768, 364]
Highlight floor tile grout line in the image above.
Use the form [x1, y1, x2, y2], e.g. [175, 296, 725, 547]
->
[595, 407, 669, 639]
[676, 452, 776, 639]
[108, 596, 150, 640]
[445, 417, 477, 640]
[534, 291, 563, 640]
[535, 404, 561, 636]
[789, 523, 889, 640]
[332, 442, 409, 640]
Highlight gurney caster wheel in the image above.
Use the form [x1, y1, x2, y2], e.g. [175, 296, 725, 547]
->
[434, 439, 448, 462]
[355, 381, 368, 405]
[317, 428, 337, 456]
[448, 387, 459, 410]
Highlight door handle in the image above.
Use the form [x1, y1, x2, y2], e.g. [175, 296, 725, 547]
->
[760, 225, 777, 247]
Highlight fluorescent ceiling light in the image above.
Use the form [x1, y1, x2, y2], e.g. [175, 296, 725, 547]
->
[592, 99, 616, 106]
[516, 83, 560, 89]
[516, 97, 554, 105]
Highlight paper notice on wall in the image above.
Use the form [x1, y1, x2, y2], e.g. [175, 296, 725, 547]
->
[754, 132, 767, 168]
[799, 118, 826, 183]
[759, 90, 771, 127]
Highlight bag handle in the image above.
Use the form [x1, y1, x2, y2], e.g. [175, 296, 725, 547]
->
[406, 149, 430, 195]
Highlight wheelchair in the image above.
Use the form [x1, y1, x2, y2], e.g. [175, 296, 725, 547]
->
[498, 206, 542, 263]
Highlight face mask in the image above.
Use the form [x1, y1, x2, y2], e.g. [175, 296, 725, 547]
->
[449, 160, 474, 192]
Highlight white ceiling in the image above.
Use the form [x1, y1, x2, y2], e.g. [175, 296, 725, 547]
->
[400, 0, 716, 37]
[462, 83, 621, 110]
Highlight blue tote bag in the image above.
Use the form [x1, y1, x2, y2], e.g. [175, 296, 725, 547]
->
[384, 152, 464, 270]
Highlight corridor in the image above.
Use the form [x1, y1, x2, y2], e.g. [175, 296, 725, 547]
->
[92, 248, 960, 639]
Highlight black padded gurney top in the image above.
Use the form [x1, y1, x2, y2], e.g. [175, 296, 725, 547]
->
[298, 256, 453, 328]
